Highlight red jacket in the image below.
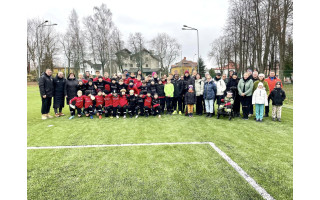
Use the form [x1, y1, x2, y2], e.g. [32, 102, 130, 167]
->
[127, 85, 139, 95]
[143, 95, 152, 108]
[112, 95, 120, 107]
[119, 94, 128, 107]
[83, 95, 93, 108]
[93, 77, 99, 82]
[265, 77, 283, 94]
[104, 93, 113, 107]
[69, 96, 84, 108]
[103, 77, 111, 91]
[95, 95, 104, 107]
[124, 78, 130, 85]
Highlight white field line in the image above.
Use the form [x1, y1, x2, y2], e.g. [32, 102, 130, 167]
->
[282, 105, 293, 109]
[27, 141, 275, 200]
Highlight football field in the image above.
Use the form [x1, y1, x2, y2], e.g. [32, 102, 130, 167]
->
[27, 85, 293, 199]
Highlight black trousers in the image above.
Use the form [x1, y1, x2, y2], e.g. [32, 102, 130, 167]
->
[165, 97, 173, 113]
[128, 105, 136, 116]
[173, 96, 183, 112]
[265, 95, 271, 115]
[137, 104, 144, 115]
[233, 94, 241, 114]
[181, 95, 185, 112]
[152, 105, 161, 115]
[215, 95, 223, 106]
[159, 97, 165, 113]
[240, 96, 252, 119]
[41, 97, 52, 114]
[70, 106, 82, 116]
[119, 106, 127, 116]
[96, 105, 103, 116]
[84, 106, 94, 116]
[144, 106, 151, 116]
[104, 106, 113, 117]
[196, 95, 204, 114]
[113, 106, 120, 117]
[54, 107, 63, 114]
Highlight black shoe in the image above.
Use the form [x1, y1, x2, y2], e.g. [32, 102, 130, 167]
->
[199, 113, 202, 116]
[256, 119, 259, 122]
[209, 114, 212, 118]
[278, 118, 281, 122]
[206, 113, 209, 117]
[272, 118, 276, 121]
[264, 114, 269, 117]
[212, 113, 215, 116]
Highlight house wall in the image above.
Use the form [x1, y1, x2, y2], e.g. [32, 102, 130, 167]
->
[170, 66, 198, 75]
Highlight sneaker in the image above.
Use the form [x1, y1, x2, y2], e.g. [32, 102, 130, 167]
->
[209, 114, 212, 118]
[173, 111, 177, 114]
[135, 115, 139, 118]
[179, 111, 182, 115]
[272, 118, 276, 121]
[248, 114, 252, 117]
[123, 115, 126, 119]
[90, 116, 93, 119]
[158, 115, 161, 118]
[59, 112, 65, 116]
[47, 114, 53, 119]
[41, 114, 47, 120]
[69, 116, 74, 120]
[99, 115, 102, 119]
[264, 114, 269, 117]
[256, 119, 259, 122]
[110, 116, 114, 119]
[55, 113, 60, 117]
[78, 114, 82, 118]
[116, 115, 119, 119]
[278, 118, 281, 122]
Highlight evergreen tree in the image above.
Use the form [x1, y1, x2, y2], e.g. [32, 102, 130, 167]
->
[198, 57, 206, 77]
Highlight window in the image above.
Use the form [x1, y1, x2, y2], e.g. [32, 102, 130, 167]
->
[125, 64, 127, 67]
[130, 64, 133, 68]
[146, 64, 149, 68]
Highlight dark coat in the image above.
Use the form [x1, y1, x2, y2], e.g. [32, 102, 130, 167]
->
[127, 95, 137, 107]
[148, 84, 158, 95]
[156, 84, 165, 97]
[77, 81, 87, 94]
[203, 80, 217, 100]
[184, 91, 196, 104]
[85, 81, 97, 96]
[53, 75, 66, 108]
[39, 72, 54, 98]
[172, 79, 184, 97]
[226, 78, 239, 95]
[65, 75, 78, 102]
[94, 80, 107, 92]
[270, 88, 286, 106]
[183, 76, 195, 94]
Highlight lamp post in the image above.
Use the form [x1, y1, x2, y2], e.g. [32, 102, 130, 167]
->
[182, 25, 199, 73]
[36, 21, 58, 78]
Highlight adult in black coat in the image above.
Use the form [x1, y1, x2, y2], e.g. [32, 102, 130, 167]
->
[65, 73, 78, 104]
[226, 72, 241, 117]
[172, 75, 184, 113]
[53, 72, 66, 116]
[39, 69, 54, 119]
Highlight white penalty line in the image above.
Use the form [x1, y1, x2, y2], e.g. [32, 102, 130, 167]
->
[27, 141, 275, 200]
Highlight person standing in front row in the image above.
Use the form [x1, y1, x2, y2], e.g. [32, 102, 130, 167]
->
[164, 78, 174, 115]
[252, 82, 268, 122]
[238, 72, 253, 120]
[213, 72, 226, 107]
[39, 69, 54, 120]
[194, 74, 204, 115]
[269, 82, 286, 122]
[203, 75, 217, 118]
[53, 72, 66, 117]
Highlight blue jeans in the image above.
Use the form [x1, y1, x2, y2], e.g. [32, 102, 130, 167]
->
[255, 104, 264, 120]
[205, 99, 214, 114]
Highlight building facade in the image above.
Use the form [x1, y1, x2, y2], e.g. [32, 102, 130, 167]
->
[170, 57, 198, 75]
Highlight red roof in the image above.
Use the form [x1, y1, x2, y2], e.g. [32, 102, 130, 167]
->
[171, 57, 197, 68]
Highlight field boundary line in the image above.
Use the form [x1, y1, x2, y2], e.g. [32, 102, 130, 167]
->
[27, 141, 275, 200]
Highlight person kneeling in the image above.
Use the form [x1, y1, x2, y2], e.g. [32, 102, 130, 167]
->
[152, 93, 161, 118]
[69, 90, 84, 119]
[83, 91, 95, 119]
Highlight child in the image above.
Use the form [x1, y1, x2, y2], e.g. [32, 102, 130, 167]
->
[118, 79, 128, 93]
[148, 80, 157, 96]
[269, 81, 286, 122]
[252, 82, 268, 122]
[95, 89, 105, 119]
[119, 89, 128, 118]
[127, 90, 138, 118]
[164, 78, 174, 115]
[77, 80, 86, 94]
[127, 80, 139, 95]
[136, 92, 145, 117]
[103, 90, 113, 118]
[138, 81, 148, 95]
[83, 91, 95, 119]
[85, 79, 97, 96]
[184, 85, 196, 117]
[156, 80, 166, 114]
[143, 92, 153, 117]
[135, 75, 142, 92]
[69, 90, 84, 119]
[152, 93, 161, 118]
[111, 91, 120, 119]
[218, 91, 234, 114]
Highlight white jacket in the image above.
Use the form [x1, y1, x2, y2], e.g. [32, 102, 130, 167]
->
[252, 88, 268, 106]
[195, 79, 204, 96]
[213, 78, 226, 96]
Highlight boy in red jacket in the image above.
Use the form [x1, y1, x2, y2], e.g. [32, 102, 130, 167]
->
[103, 90, 113, 118]
[83, 91, 95, 119]
[111, 91, 120, 119]
[69, 90, 84, 119]
[152, 93, 161, 118]
[143, 92, 153, 117]
[95, 89, 104, 119]
[119, 89, 128, 118]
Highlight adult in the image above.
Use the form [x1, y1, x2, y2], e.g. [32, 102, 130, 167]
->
[253, 74, 270, 93]
[203, 75, 217, 117]
[226, 72, 240, 117]
[264, 70, 283, 117]
[252, 71, 259, 82]
[180, 75, 186, 113]
[195, 73, 204, 115]
[137, 70, 144, 80]
[213, 72, 226, 106]
[53, 72, 66, 117]
[226, 70, 234, 83]
[238, 72, 254, 120]
[222, 73, 228, 85]
[84, 71, 91, 80]
[39, 69, 54, 120]
[65, 73, 78, 111]
[192, 70, 197, 79]
[78, 73, 88, 84]
[172, 74, 184, 114]
[247, 69, 253, 80]
[183, 70, 195, 92]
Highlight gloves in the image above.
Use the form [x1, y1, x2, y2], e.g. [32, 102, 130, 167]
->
[153, 104, 160, 108]
[91, 96, 95, 100]
[225, 102, 231, 106]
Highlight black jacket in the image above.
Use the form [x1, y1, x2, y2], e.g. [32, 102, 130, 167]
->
[39, 72, 54, 98]
[65, 76, 78, 100]
[53, 75, 66, 108]
[86, 82, 97, 96]
[184, 91, 196, 104]
[270, 88, 286, 106]
[118, 84, 128, 93]
[183, 76, 195, 94]
[137, 96, 145, 105]
[94, 80, 107, 92]
[127, 95, 137, 107]
[172, 79, 184, 97]
[107, 82, 119, 94]
[77, 82, 87, 94]
[156, 84, 165, 97]
[152, 98, 160, 106]
[139, 85, 148, 95]
[226, 78, 239, 96]
[148, 83, 158, 95]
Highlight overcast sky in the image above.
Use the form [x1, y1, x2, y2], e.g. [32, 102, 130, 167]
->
[27, 0, 229, 69]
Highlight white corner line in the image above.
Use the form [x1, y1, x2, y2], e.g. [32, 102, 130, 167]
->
[27, 141, 275, 200]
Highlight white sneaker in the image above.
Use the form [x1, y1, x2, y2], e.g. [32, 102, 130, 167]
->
[116, 115, 119, 119]
[42, 114, 47, 120]
[248, 114, 252, 117]
[158, 115, 161, 118]
[123, 115, 126, 119]
[135, 115, 139, 118]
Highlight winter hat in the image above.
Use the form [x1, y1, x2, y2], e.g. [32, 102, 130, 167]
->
[258, 82, 264, 87]
[98, 76, 103, 79]
[232, 72, 238, 76]
[152, 72, 156, 76]
[216, 72, 221, 76]
[276, 81, 281, 86]
[85, 91, 91, 96]
[120, 89, 126, 93]
[185, 70, 189, 74]
[97, 89, 102, 93]
[258, 73, 265, 78]
[188, 85, 193, 89]
[111, 78, 117, 82]
[129, 79, 134, 83]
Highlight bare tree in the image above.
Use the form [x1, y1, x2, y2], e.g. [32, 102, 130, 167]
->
[128, 32, 145, 71]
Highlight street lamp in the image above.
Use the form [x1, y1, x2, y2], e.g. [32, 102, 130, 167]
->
[182, 25, 200, 73]
[36, 21, 58, 78]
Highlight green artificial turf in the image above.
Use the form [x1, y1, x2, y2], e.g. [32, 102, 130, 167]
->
[27, 85, 293, 200]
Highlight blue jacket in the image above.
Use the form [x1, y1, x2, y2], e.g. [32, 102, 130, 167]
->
[203, 80, 217, 100]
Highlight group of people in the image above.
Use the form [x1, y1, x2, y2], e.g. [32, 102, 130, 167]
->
[38, 68, 286, 122]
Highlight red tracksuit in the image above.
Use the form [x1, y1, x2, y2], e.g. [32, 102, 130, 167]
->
[112, 95, 120, 107]
[82, 79, 88, 84]
[104, 93, 113, 107]
[119, 95, 128, 107]
[69, 96, 84, 108]
[127, 85, 139, 95]
[83, 95, 93, 108]
[135, 80, 142, 91]
[95, 95, 104, 107]
[143, 95, 152, 108]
